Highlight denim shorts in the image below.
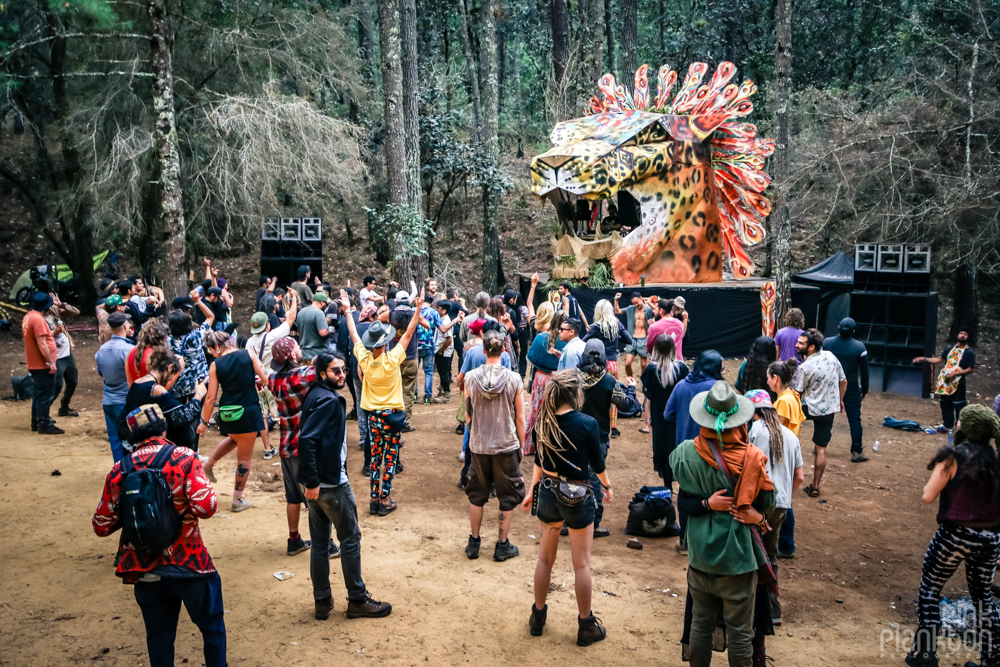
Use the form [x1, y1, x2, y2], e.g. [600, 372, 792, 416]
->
[535, 482, 595, 530]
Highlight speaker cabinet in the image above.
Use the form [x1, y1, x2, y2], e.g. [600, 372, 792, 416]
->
[260, 218, 323, 285]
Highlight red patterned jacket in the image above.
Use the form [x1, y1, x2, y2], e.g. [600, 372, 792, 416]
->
[92, 437, 218, 583]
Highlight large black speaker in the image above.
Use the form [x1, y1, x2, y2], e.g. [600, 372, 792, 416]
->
[260, 218, 323, 285]
[854, 243, 931, 293]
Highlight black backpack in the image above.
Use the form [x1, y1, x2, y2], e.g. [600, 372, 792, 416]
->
[118, 444, 181, 553]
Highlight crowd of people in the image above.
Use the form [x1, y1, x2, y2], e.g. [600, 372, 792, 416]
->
[16, 262, 997, 667]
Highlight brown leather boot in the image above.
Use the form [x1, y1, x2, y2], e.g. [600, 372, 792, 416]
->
[529, 604, 547, 636]
[577, 613, 607, 646]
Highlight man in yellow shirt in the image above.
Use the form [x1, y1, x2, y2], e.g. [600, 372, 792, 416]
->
[340, 290, 422, 516]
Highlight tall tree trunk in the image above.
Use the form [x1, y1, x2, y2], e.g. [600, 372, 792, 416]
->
[480, 0, 504, 293]
[771, 0, 792, 319]
[512, 26, 524, 158]
[457, 0, 482, 142]
[604, 0, 615, 74]
[149, 0, 187, 296]
[377, 0, 414, 283]
[550, 0, 569, 112]
[621, 0, 636, 81]
[400, 0, 426, 281]
[950, 263, 979, 343]
[497, 21, 506, 118]
[577, 0, 603, 94]
[358, 0, 375, 80]
[658, 0, 665, 64]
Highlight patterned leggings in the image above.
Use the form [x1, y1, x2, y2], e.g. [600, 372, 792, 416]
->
[914, 523, 1000, 662]
[368, 410, 401, 500]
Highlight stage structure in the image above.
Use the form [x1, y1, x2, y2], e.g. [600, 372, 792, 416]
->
[530, 62, 774, 285]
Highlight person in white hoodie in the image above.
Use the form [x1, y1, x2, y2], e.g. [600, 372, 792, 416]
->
[463, 329, 526, 562]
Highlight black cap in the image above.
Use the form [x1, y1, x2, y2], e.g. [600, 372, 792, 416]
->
[107, 311, 131, 328]
[171, 296, 195, 310]
[30, 291, 53, 312]
[206, 286, 223, 297]
[839, 317, 857, 334]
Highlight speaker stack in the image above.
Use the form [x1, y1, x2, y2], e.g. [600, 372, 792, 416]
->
[850, 243, 936, 398]
[260, 218, 323, 285]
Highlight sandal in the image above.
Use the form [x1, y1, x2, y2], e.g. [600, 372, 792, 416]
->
[638, 427, 651, 434]
[803, 484, 820, 498]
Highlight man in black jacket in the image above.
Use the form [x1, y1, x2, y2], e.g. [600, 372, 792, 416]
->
[823, 317, 870, 463]
[298, 351, 392, 621]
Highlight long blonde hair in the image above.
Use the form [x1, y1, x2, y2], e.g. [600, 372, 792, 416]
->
[593, 299, 618, 339]
[535, 369, 584, 469]
[535, 301, 554, 332]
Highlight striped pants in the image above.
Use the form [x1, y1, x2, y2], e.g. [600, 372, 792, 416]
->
[913, 523, 1000, 663]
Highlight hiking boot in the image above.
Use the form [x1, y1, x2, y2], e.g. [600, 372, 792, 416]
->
[231, 498, 253, 512]
[777, 550, 795, 559]
[38, 423, 64, 435]
[610, 427, 621, 439]
[493, 540, 519, 562]
[431, 395, 449, 404]
[346, 593, 392, 619]
[58, 407, 78, 417]
[593, 526, 611, 538]
[577, 613, 607, 646]
[455, 423, 465, 434]
[287, 535, 312, 556]
[263, 447, 277, 460]
[466, 535, 481, 559]
[314, 597, 333, 621]
[377, 499, 397, 516]
[851, 452, 870, 463]
[529, 603, 547, 636]
[904, 651, 939, 667]
[328, 540, 341, 559]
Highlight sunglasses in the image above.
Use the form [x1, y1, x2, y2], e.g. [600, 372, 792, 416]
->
[327, 367, 347, 376]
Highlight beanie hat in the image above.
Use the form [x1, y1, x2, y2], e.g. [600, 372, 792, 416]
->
[958, 404, 1000, 445]
[271, 337, 297, 365]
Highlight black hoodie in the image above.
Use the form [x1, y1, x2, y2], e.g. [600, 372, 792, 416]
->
[297, 381, 348, 488]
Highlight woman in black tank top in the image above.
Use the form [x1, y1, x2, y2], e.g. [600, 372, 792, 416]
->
[198, 331, 269, 513]
[907, 404, 1000, 666]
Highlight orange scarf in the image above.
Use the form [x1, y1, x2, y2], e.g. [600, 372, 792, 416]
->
[694, 425, 774, 509]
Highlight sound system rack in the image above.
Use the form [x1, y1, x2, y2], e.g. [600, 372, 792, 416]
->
[260, 217, 323, 285]
[850, 244, 936, 398]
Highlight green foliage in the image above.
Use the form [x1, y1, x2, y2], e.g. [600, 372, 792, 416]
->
[365, 204, 436, 260]
[587, 260, 615, 290]
[556, 253, 576, 266]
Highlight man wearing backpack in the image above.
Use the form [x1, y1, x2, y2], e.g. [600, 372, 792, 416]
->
[93, 403, 227, 667]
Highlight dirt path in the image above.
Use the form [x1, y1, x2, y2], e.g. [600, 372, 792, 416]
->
[2, 334, 998, 666]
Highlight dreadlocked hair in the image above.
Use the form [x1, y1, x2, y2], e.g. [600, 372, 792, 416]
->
[756, 407, 785, 464]
[546, 312, 565, 353]
[535, 369, 584, 469]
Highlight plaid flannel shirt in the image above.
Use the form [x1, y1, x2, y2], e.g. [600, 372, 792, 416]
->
[268, 365, 318, 458]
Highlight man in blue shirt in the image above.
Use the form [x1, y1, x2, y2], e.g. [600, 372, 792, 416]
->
[557, 318, 586, 371]
[823, 317, 870, 463]
[94, 311, 135, 462]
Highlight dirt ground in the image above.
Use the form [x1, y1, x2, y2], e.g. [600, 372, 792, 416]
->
[1, 331, 999, 667]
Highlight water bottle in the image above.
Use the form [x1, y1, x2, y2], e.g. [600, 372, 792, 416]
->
[948, 429, 953, 445]
[873, 441, 880, 452]
[640, 274, 646, 287]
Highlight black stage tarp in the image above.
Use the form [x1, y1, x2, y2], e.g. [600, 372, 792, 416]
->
[518, 277, 820, 359]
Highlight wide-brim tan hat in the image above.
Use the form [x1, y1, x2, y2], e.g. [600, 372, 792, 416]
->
[689, 380, 755, 431]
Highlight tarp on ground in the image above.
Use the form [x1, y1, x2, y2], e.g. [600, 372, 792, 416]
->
[517, 276, 820, 359]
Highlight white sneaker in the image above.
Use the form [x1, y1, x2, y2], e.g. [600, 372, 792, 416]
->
[232, 498, 253, 512]
[263, 447, 277, 460]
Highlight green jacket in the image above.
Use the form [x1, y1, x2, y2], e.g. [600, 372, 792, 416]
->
[670, 439, 776, 576]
